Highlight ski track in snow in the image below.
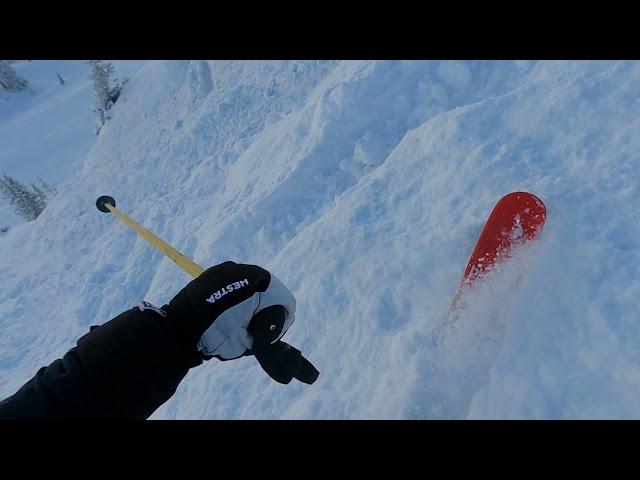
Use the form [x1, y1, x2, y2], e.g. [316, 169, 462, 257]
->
[1, 60, 639, 419]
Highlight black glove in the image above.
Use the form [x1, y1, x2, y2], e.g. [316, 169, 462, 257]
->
[164, 261, 319, 385]
[163, 261, 273, 349]
[249, 305, 320, 385]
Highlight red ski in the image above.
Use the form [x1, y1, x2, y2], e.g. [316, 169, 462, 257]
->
[448, 191, 547, 321]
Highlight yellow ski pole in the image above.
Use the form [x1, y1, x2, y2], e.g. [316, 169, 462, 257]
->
[96, 195, 204, 279]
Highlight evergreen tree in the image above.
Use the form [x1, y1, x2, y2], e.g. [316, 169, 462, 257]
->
[0, 61, 29, 92]
[87, 60, 124, 133]
[0, 175, 56, 221]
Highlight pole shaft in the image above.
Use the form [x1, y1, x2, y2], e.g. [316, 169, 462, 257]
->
[104, 203, 204, 278]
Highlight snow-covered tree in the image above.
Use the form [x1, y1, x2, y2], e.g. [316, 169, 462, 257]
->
[0, 61, 29, 92]
[36, 177, 57, 198]
[0, 175, 39, 221]
[31, 178, 57, 212]
[87, 60, 124, 133]
[0, 175, 56, 222]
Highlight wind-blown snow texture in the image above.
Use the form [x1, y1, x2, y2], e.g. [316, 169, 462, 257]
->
[1, 60, 639, 419]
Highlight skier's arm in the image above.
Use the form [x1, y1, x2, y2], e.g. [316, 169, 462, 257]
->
[0, 261, 317, 420]
[0, 305, 198, 420]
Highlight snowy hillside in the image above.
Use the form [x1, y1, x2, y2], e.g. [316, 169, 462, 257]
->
[1, 60, 639, 419]
[0, 60, 147, 227]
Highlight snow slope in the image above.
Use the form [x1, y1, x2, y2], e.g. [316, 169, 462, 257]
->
[0, 60, 639, 419]
[0, 60, 147, 227]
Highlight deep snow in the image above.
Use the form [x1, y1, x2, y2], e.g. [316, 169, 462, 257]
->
[0, 60, 639, 419]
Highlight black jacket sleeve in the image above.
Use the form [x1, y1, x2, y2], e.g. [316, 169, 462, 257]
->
[0, 305, 202, 420]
